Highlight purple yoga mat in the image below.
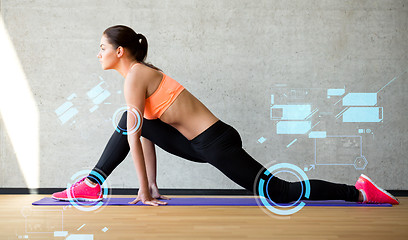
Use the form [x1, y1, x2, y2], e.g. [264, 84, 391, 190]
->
[32, 197, 392, 207]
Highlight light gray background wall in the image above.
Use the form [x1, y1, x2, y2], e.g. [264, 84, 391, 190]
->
[0, 0, 407, 190]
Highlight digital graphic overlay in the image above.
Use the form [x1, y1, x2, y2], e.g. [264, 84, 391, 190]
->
[255, 163, 310, 216]
[66, 169, 111, 212]
[112, 105, 143, 136]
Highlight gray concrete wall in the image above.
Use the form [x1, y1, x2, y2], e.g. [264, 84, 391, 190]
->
[0, 0, 407, 190]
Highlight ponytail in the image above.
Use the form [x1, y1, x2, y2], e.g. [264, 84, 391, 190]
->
[134, 33, 147, 62]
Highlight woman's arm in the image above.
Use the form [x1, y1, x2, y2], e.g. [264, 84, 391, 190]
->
[141, 137, 170, 200]
[141, 136, 157, 186]
[124, 68, 167, 206]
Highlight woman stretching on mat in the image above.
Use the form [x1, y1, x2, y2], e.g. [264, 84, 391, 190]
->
[52, 25, 399, 206]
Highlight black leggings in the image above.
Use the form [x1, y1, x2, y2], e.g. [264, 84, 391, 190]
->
[88, 112, 359, 203]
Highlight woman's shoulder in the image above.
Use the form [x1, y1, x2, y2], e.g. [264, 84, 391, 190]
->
[125, 64, 164, 96]
[127, 64, 162, 82]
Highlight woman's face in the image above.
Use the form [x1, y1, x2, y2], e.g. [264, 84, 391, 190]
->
[97, 35, 118, 70]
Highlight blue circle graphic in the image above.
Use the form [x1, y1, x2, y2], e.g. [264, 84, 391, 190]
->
[265, 170, 304, 208]
[66, 170, 109, 212]
[257, 163, 310, 216]
[112, 106, 142, 136]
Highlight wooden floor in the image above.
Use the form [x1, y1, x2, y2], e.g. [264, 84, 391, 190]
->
[0, 195, 407, 240]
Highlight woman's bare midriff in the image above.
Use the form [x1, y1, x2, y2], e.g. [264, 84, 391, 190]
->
[136, 64, 219, 140]
[159, 89, 219, 140]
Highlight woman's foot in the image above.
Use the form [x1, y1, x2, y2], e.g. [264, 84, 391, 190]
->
[355, 174, 399, 205]
[52, 177, 103, 201]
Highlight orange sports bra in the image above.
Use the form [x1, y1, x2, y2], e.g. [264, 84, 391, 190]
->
[130, 63, 185, 119]
[144, 72, 185, 119]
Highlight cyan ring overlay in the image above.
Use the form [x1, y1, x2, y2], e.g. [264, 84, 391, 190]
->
[66, 170, 108, 212]
[112, 106, 142, 135]
[257, 163, 310, 215]
[127, 107, 142, 135]
[265, 170, 303, 208]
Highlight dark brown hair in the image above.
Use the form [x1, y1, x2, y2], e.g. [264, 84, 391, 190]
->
[103, 25, 160, 71]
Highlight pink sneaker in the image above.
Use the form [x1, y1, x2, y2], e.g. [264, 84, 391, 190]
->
[52, 177, 103, 201]
[355, 174, 399, 205]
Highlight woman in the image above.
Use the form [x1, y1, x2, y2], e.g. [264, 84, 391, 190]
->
[52, 25, 399, 206]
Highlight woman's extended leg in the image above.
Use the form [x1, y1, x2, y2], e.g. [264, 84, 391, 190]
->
[189, 120, 360, 203]
[88, 111, 205, 185]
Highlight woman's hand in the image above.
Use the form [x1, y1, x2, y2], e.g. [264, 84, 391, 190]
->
[150, 184, 171, 200]
[128, 188, 168, 206]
